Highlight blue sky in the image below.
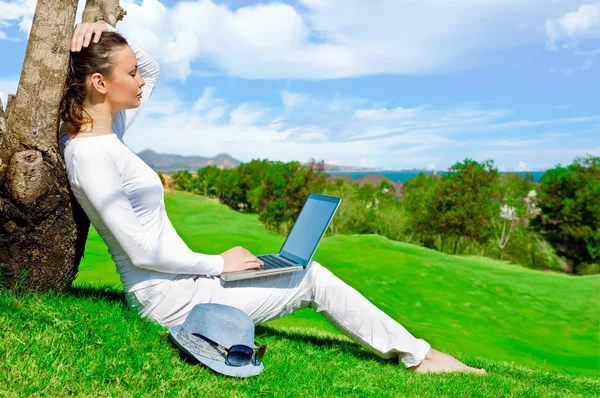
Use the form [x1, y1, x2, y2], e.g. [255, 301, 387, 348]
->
[1, 0, 599, 170]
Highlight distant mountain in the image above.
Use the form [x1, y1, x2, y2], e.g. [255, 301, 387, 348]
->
[137, 149, 380, 174]
[136, 149, 241, 173]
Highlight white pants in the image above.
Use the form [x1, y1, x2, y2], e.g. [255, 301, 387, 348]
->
[125, 260, 431, 368]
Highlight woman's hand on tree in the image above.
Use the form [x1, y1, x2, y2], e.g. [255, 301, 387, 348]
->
[220, 246, 265, 273]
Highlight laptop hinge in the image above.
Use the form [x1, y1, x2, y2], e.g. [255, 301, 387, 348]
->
[279, 254, 298, 265]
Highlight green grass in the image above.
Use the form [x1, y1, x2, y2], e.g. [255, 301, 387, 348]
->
[1, 190, 599, 397]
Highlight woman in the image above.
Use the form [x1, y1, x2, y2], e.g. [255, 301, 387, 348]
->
[59, 21, 486, 375]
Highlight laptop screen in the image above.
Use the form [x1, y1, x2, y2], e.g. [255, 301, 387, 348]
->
[279, 194, 340, 266]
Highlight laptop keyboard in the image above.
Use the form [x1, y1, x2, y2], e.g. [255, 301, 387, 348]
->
[257, 255, 295, 270]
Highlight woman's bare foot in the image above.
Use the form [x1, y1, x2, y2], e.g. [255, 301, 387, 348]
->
[411, 348, 487, 375]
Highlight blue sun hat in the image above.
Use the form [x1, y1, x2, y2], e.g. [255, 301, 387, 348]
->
[168, 303, 266, 377]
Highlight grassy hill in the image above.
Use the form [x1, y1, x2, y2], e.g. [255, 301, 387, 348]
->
[1, 190, 598, 396]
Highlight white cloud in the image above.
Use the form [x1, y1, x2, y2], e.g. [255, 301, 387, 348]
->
[2, 0, 597, 80]
[0, 0, 36, 38]
[575, 47, 600, 57]
[546, 3, 600, 50]
[391, 145, 434, 156]
[517, 161, 528, 171]
[123, 86, 381, 165]
[491, 139, 540, 147]
[119, 83, 595, 169]
[284, 126, 329, 143]
[354, 106, 423, 121]
[73, 0, 600, 80]
[583, 58, 595, 69]
[549, 67, 573, 75]
[0, 0, 91, 38]
[1, 0, 597, 171]
[556, 104, 575, 109]
[557, 3, 600, 35]
[543, 132, 573, 138]
[489, 116, 600, 129]
[346, 106, 510, 144]
[359, 158, 377, 168]
[122, 83, 598, 169]
[230, 103, 264, 126]
[281, 91, 311, 109]
[279, 91, 368, 123]
[0, 0, 133, 38]
[0, 77, 19, 109]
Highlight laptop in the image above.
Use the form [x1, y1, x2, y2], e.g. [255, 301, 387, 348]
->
[220, 193, 341, 281]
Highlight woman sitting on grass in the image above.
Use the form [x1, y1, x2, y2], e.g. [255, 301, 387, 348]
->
[59, 21, 486, 375]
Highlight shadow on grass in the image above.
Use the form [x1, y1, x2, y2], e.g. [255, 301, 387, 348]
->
[67, 283, 392, 365]
[68, 282, 128, 306]
[1, 283, 398, 366]
[255, 325, 393, 365]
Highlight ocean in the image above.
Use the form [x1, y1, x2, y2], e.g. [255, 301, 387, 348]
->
[326, 170, 545, 183]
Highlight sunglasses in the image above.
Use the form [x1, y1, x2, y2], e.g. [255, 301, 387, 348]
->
[193, 333, 267, 367]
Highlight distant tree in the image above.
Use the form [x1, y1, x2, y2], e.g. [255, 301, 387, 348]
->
[522, 172, 535, 182]
[283, 161, 326, 232]
[237, 159, 271, 210]
[374, 179, 397, 208]
[358, 183, 379, 208]
[258, 161, 288, 232]
[322, 180, 378, 235]
[379, 178, 397, 196]
[306, 157, 325, 173]
[438, 159, 501, 253]
[332, 177, 347, 187]
[217, 168, 242, 207]
[493, 173, 537, 253]
[404, 161, 500, 253]
[171, 170, 193, 191]
[498, 204, 520, 252]
[258, 160, 327, 233]
[403, 173, 445, 249]
[194, 166, 221, 197]
[157, 172, 165, 186]
[531, 155, 600, 274]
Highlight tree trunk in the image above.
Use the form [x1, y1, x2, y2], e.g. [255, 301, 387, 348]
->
[453, 236, 461, 254]
[0, 0, 126, 293]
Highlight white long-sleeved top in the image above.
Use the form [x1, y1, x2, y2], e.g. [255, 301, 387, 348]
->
[59, 22, 223, 293]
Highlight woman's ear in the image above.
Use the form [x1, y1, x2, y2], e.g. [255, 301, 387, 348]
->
[89, 72, 108, 95]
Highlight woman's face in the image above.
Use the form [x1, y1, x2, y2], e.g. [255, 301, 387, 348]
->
[104, 45, 145, 111]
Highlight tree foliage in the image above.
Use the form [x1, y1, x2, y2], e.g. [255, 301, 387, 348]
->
[531, 155, 600, 274]
[257, 160, 327, 233]
[171, 170, 193, 191]
[404, 160, 500, 253]
[165, 155, 597, 275]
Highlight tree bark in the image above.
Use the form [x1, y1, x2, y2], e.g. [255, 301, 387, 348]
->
[0, 0, 126, 293]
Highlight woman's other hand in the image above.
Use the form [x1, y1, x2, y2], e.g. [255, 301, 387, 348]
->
[220, 246, 265, 273]
[71, 21, 109, 52]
